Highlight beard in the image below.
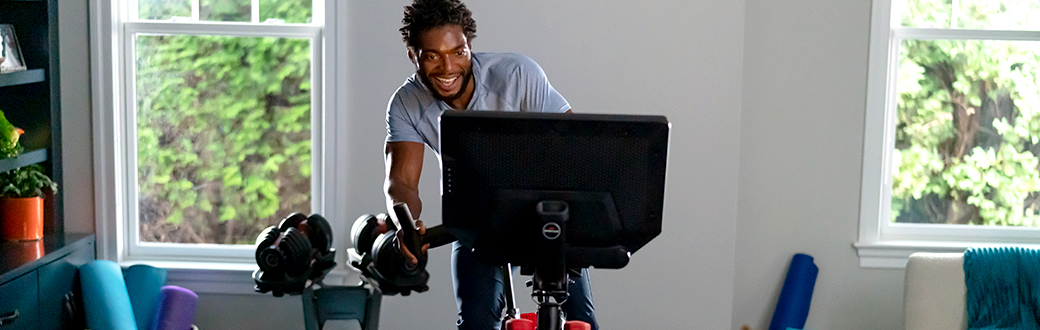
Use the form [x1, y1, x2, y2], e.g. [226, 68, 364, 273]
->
[419, 68, 474, 105]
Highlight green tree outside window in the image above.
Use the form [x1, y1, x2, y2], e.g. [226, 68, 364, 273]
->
[134, 0, 314, 244]
[892, 0, 1040, 226]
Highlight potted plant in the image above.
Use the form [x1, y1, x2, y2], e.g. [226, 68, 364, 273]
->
[0, 109, 54, 241]
[0, 164, 57, 241]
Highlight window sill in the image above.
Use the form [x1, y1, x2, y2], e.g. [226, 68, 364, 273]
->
[119, 261, 362, 295]
[854, 240, 1040, 269]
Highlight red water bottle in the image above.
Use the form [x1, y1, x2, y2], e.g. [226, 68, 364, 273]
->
[564, 320, 591, 330]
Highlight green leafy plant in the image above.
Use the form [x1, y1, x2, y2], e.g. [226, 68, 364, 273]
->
[0, 109, 23, 158]
[892, 0, 1040, 226]
[134, 0, 313, 244]
[0, 164, 57, 198]
[0, 109, 52, 198]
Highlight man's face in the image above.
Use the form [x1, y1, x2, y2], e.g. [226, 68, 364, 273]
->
[410, 25, 473, 106]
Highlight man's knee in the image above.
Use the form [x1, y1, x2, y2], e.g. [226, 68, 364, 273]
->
[456, 301, 504, 330]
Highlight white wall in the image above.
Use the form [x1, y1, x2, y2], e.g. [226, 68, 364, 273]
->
[59, 0, 94, 234]
[733, 0, 907, 329]
[56, 0, 917, 329]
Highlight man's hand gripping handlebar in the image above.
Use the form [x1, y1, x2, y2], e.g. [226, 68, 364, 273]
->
[390, 202, 430, 268]
[347, 202, 455, 295]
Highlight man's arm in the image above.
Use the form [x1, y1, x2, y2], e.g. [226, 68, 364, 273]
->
[385, 141, 425, 217]
[384, 140, 428, 264]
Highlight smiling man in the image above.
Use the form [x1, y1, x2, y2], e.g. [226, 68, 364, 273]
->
[382, 0, 596, 329]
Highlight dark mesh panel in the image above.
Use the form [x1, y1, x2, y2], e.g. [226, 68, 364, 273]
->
[457, 132, 651, 233]
[441, 112, 668, 256]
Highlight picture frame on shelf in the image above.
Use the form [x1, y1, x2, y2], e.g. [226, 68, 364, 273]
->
[0, 24, 26, 74]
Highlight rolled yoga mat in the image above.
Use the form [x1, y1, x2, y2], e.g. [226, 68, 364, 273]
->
[768, 253, 818, 330]
[151, 285, 198, 330]
[124, 264, 168, 330]
[79, 260, 139, 330]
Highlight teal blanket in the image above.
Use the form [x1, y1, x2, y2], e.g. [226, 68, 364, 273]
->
[965, 246, 1040, 330]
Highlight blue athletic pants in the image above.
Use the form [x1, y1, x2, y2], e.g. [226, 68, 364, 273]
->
[451, 242, 599, 330]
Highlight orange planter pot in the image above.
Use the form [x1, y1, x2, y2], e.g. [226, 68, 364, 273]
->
[0, 197, 44, 241]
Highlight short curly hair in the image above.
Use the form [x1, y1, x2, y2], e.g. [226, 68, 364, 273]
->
[400, 0, 477, 50]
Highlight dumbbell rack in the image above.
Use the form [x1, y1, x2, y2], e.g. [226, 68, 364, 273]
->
[255, 253, 383, 330]
[253, 212, 384, 330]
[301, 283, 382, 330]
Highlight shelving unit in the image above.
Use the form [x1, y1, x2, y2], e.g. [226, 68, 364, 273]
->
[0, 234, 95, 329]
[0, 148, 47, 172]
[0, 0, 64, 235]
[0, 69, 45, 87]
[0, 1, 89, 329]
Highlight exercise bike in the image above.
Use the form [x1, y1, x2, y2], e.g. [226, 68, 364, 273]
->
[252, 203, 594, 330]
[254, 111, 669, 330]
[349, 203, 593, 330]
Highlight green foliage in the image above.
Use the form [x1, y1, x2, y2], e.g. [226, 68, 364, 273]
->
[260, 0, 313, 23]
[0, 164, 57, 199]
[902, 0, 1040, 29]
[0, 109, 20, 158]
[138, 0, 312, 23]
[0, 110, 52, 199]
[135, 0, 313, 244]
[200, 0, 251, 22]
[892, 0, 1040, 226]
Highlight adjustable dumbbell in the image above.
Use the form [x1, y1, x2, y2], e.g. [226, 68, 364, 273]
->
[255, 213, 335, 277]
[348, 203, 455, 295]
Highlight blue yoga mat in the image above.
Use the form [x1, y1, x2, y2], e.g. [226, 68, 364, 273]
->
[80, 260, 139, 330]
[124, 264, 168, 330]
[768, 253, 818, 330]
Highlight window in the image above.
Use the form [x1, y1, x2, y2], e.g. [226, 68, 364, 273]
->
[92, 0, 343, 265]
[857, 0, 1040, 268]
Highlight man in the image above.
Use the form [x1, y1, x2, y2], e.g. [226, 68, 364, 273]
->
[383, 0, 598, 329]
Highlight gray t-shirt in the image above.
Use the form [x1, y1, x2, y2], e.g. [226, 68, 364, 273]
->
[385, 52, 570, 154]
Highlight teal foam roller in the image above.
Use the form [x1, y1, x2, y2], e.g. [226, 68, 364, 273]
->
[80, 260, 139, 330]
[124, 264, 168, 330]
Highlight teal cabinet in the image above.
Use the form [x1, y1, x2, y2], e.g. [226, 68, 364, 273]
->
[0, 273, 40, 330]
[0, 235, 95, 330]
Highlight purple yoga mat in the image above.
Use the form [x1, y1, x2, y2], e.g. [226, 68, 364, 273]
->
[150, 285, 198, 330]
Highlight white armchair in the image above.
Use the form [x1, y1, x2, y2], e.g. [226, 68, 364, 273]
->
[903, 252, 968, 330]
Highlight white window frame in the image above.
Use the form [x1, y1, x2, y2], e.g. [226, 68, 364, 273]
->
[91, 0, 351, 280]
[856, 0, 1040, 268]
